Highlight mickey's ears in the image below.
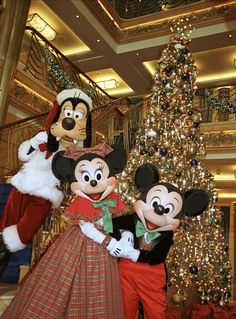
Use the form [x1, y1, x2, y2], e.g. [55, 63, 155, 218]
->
[184, 189, 209, 217]
[135, 163, 160, 193]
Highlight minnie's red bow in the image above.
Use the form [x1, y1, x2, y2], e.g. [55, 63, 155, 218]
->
[64, 143, 113, 160]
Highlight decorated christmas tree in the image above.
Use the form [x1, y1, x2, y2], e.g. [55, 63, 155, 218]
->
[117, 18, 232, 307]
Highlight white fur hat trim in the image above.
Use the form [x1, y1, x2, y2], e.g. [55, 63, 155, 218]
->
[56, 88, 93, 110]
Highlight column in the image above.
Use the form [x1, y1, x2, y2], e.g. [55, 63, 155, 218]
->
[0, 0, 31, 127]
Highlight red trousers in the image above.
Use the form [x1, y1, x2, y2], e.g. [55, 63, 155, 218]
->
[0, 187, 52, 244]
[119, 258, 167, 319]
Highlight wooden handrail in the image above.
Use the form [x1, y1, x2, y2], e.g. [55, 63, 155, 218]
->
[0, 111, 48, 132]
[25, 26, 113, 99]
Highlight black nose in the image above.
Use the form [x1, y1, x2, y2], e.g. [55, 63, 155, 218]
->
[62, 118, 75, 130]
[90, 180, 97, 187]
[154, 205, 165, 215]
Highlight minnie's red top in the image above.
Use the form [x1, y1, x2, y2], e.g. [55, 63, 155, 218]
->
[65, 192, 127, 223]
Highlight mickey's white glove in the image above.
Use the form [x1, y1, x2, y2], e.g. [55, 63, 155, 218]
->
[79, 221, 106, 244]
[106, 238, 123, 255]
[109, 231, 140, 262]
[30, 131, 48, 150]
[120, 231, 134, 246]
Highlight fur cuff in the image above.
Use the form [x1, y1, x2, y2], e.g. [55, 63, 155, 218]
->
[2, 225, 26, 252]
[18, 139, 35, 162]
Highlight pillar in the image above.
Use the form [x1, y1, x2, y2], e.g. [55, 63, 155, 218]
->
[0, 0, 31, 127]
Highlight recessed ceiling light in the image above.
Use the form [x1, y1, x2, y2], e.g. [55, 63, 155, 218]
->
[97, 39, 101, 42]
[229, 34, 232, 38]
[96, 79, 118, 89]
[76, 15, 79, 18]
[136, 53, 139, 56]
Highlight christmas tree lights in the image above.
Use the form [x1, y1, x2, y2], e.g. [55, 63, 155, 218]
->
[117, 17, 232, 307]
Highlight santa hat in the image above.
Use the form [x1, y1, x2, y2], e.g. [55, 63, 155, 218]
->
[44, 100, 60, 134]
[56, 88, 93, 110]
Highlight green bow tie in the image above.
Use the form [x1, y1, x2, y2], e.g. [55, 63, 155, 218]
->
[92, 199, 116, 234]
[135, 220, 161, 242]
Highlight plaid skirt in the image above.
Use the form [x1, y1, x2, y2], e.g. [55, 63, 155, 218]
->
[1, 226, 124, 319]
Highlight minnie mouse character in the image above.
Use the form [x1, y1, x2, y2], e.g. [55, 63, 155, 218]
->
[0, 88, 92, 274]
[1, 143, 129, 319]
[99, 163, 209, 319]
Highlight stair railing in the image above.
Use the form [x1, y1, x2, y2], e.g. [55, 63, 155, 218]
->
[23, 26, 114, 109]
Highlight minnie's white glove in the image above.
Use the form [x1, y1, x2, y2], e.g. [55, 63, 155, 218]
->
[79, 221, 106, 244]
[109, 231, 140, 262]
[30, 131, 48, 150]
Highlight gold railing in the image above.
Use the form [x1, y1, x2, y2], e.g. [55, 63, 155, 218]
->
[1, 87, 235, 182]
[23, 26, 113, 108]
[0, 113, 47, 182]
[195, 87, 236, 124]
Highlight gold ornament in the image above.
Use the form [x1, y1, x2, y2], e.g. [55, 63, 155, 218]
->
[120, 182, 129, 191]
[172, 292, 186, 305]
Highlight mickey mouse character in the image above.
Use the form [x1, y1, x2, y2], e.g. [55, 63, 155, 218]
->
[0, 88, 92, 275]
[107, 163, 209, 319]
[1, 143, 129, 319]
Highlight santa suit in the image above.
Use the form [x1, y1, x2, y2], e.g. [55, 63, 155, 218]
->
[0, 135, 63, 253]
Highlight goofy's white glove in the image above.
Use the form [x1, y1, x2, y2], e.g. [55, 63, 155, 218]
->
[30, 131, 48, 150]
[109, 231, 140, 262]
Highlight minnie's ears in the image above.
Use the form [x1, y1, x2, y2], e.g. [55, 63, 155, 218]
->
[51, 151, 74, 183]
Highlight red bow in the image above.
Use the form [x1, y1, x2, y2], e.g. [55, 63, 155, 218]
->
[38, 143, 53, 159]
[64, 143, 113, 160]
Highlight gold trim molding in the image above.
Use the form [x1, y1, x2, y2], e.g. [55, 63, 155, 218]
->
[83, 0, 236, 43]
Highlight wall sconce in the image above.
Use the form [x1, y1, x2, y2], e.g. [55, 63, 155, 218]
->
[96, 79, 118, 90]
[27, 13, 58, 42]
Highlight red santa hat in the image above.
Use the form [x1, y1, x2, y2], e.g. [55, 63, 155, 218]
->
[44, 100, 59, 134]
[56, 88, 93, 110]
[44, 88, 93, 134]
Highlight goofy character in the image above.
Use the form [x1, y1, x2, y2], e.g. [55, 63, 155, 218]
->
[0, 88, 92, 275]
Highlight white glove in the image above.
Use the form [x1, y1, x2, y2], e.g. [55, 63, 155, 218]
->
[30, 131, 48, 150]
[109, 232, 140, 262]
[120, 231, 134, 246]
[79, 221, 106, 244]
[106, 238, 123, 255]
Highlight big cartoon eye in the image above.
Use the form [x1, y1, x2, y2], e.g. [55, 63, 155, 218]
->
[74, 111, 83, 120]
[95, 169, 103, 181]
[150, 197, 161, 209]
[64, 109, 73, 118]
[81, 171, 90, 183]
[164, 204, 174, 215]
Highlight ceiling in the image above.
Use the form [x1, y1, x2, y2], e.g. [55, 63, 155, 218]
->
[27, 0, 236, 99]
[26, 0, 236, 201]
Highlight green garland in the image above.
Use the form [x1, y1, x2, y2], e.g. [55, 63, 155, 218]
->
[44, 45, 78, 90]
[44, 45, 98, 100]
[205, 89, 236, 114]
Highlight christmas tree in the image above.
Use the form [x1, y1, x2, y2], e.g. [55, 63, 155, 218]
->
[117, 18, 232, 307]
